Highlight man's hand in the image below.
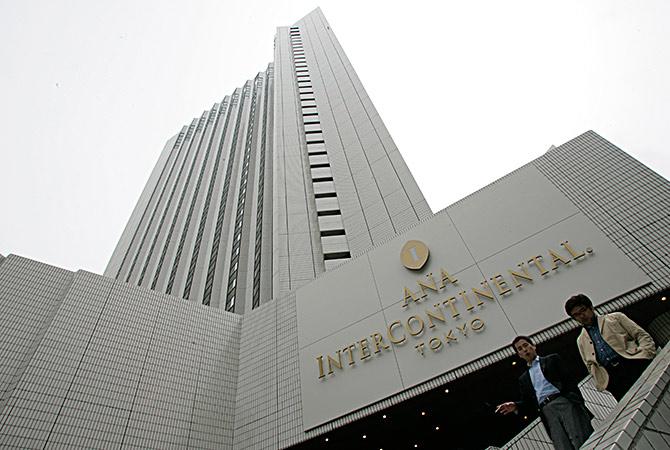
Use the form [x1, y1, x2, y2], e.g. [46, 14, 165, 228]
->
[615, 312, 656, 358]
[495, 402, 518, 415]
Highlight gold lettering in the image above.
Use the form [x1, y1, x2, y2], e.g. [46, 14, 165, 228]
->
[471, 317, 485, 331]
[548, 249, 571, 270]
[528, 255, 549, 276]
[371, 332, 390, 353]
[429, 337, 443, 352]
[457, 323, 468, 336]
[489, 274, 512, 296]
[316, 355, 326, 379]
[425, 306, 447, 328]
[417, 273, 439, 298]
[315, 238, 595, 375]
[327, 351, 343, 375]
[460, 291, 474, 310]
[471, 283, 495, 302]
[439, 268, 458, 289]
[402, 286, 420, 308]
[509, 263, 533, 288]
[343, 344, 357, 366]
[388, 321, 407, 344]
[405, 315, 425, 337]
[561, 241, 586, 260]
[460, 289, 482, 308]
[443, 297, 460, 318]
[359, 338, 371, 360]
[444, 329, 458, 343]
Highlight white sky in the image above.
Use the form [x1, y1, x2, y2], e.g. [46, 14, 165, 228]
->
[1, 0, 668, 274]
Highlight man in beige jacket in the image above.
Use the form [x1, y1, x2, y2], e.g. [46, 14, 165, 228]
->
[565, 294, 656, 401]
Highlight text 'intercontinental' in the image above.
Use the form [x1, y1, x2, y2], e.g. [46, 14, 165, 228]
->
[315, 241, 593, 380]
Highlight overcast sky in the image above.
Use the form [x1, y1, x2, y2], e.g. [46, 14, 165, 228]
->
[1, 0, 668, 274]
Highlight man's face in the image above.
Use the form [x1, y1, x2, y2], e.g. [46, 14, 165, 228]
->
[570, 305, 596, 326]
[514, 339, 537, 363]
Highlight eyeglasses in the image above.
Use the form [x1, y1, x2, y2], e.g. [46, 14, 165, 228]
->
[570, 306, 589, 315]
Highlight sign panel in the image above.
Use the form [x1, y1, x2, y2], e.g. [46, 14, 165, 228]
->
[297, 166, 651, 430]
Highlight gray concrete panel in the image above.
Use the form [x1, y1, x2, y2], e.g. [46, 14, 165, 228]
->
[446, 164, 579, 262]
[0, 258, 241, 449]
[299, 311, 404, 430]
[297, 255, 380, 349]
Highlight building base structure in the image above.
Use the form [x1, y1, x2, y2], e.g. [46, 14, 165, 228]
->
[1, 130, 669, 449]
[580, 340, 670, 450]
[490, 338, 670, 450]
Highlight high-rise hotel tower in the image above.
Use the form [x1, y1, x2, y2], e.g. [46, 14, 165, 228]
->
[2, 7, 670, 450]
[105, 8, 431, 313]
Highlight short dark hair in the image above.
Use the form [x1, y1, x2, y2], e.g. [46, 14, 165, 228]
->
[565, 294, 594, 316]
[512, 335, 533, 352]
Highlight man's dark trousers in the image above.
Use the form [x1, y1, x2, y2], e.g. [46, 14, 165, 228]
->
[518, 354, 594, 450]
[606, 358, 652, 401]
[542, 396, 593, 449]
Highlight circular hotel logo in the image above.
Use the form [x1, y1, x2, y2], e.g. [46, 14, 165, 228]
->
[400, 240, 430, 270]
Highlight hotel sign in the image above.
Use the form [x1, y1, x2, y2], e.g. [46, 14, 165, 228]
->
[296, 165, 651, 430]
[400, 240, 430, 270]
[315, 240, 593, 381]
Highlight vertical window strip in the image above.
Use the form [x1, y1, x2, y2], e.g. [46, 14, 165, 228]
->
[224, 76, 261, 312]
[151, 109, 218, 289]
[115, 129, 186, 279]
[182, 96, 236, 300]
[124, 122, 197, 283]
[201, 85, 249, 306]
[252, 70, 271, 309]
[292, 29, 351, 267]
[137, 114, 208, 285]
[165, 100, 229, 294]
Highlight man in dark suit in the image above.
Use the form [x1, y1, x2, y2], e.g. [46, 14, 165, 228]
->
[496, 336, 594, 450]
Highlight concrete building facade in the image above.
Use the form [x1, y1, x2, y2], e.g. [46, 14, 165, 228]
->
[105, 8, 430, 314]
[1, 8, 670, 450]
